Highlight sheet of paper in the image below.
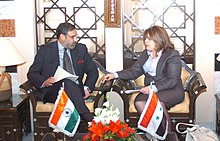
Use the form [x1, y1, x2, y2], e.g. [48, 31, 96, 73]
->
[124, 89, 140, 94]
[54, 66, 79, 82]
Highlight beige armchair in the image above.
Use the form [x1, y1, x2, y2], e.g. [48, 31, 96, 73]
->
[97, 60, 207, 139]
[19, 59, 108, 141]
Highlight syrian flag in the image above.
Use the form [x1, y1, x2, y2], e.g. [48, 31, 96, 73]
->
[48, 87, 80, 137]
[138, 90, 168, 140]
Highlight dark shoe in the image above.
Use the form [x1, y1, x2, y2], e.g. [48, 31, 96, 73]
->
[41, 133, 55, 141]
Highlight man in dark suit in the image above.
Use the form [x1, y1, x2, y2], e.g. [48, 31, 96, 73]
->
[27, 22, 98, 122]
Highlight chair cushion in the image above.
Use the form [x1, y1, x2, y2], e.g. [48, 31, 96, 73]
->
[130, 68, 191, 113]
[34, 68, 105, 113]
[35, 67, 105, 113]
[36, 100, 95, 113]
[134, 75, 145, 87]
[168, 92, 189, 113]
[36, 101, 54, 112]
[35, 92, 96, 113]
[35, 67, 191, 114]
[128, 92, 190, 113]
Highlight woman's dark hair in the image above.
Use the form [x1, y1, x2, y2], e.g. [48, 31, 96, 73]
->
[143, 26, 174, 54]
[56, 23, 76, 38]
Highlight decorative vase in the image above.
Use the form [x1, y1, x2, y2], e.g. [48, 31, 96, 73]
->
[0, 72, 12, 102]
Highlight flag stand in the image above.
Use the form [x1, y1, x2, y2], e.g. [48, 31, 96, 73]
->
[63, 134, 66, 141]
[62, 82, 65, 89]
[49, 82, 81, 140]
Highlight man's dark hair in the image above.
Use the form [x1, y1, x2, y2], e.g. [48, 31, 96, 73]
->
[56, 23, 76, 38]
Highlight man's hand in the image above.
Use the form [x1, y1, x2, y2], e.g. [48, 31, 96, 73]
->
[83, 89, 91, 99]
[140, 86, 150, 94]
[43, 77, 55, 87]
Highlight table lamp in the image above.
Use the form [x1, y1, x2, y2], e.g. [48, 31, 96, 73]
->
[0, 39, 26, 102]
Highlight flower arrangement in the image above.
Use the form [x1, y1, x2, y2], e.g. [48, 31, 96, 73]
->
[83, 94, 136, 141]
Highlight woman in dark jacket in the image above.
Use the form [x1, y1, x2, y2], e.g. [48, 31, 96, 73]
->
[104, 25, 184, 132]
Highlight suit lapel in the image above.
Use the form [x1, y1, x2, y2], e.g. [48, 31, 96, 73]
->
[156, 49, 169, 75]
[54, 42, 60, 66]
[48, 42, 60, 67]
[139, 50, 149, 65]
[69, 46, 79, 75]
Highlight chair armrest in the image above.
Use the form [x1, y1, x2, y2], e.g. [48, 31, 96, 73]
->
[93, 59, 110, 92]
[98, 79, 114, 92]
[93, 59, 109, 75]
[185, 72, 207, 97]
[183, 72, 207, 122]
[20, 80, 37, 94]
[19, 80, 38, 108]
[181, 60, 207, 96]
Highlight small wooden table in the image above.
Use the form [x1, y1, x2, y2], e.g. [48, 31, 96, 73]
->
[64, 132, 179, 141]
[0, 94, 31, 141]
[135, 132, 179, 141]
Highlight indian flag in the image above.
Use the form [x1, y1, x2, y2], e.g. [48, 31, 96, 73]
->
[138, 90, 168, 140]
[48, 87, 80, 137]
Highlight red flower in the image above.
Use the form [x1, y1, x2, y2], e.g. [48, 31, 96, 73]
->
[83, 120, 136, 141]
[117, 122, 136, 138]
[87, 120, 109, 140]
[108, 120, 124, 134]
[83, 133, 92, 141]
[83, 94, 136, 141]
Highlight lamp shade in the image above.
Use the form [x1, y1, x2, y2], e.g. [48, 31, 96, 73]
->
[0, 39, 26, 66]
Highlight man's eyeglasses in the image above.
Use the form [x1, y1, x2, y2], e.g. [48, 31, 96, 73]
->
[65, 34, 79, 40]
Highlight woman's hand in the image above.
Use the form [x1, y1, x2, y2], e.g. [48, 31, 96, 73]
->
[140, 86, 150, 94]
[103, 73, 115, 82]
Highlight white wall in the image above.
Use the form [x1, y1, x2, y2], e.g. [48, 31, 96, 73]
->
[9, 0, 220, 128]
[105, 28, 124, 72]
[195, 0, 220, 128]
[15, 0, 36, 85]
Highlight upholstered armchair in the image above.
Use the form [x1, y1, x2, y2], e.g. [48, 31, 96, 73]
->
[96, 60, 207, 139]
[19, 59, 108, 141]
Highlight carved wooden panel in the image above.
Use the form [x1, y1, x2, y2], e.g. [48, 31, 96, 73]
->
[0, 19, 15, 37]
[104, 0, 121, 28]
[215, 16, 220, 35]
